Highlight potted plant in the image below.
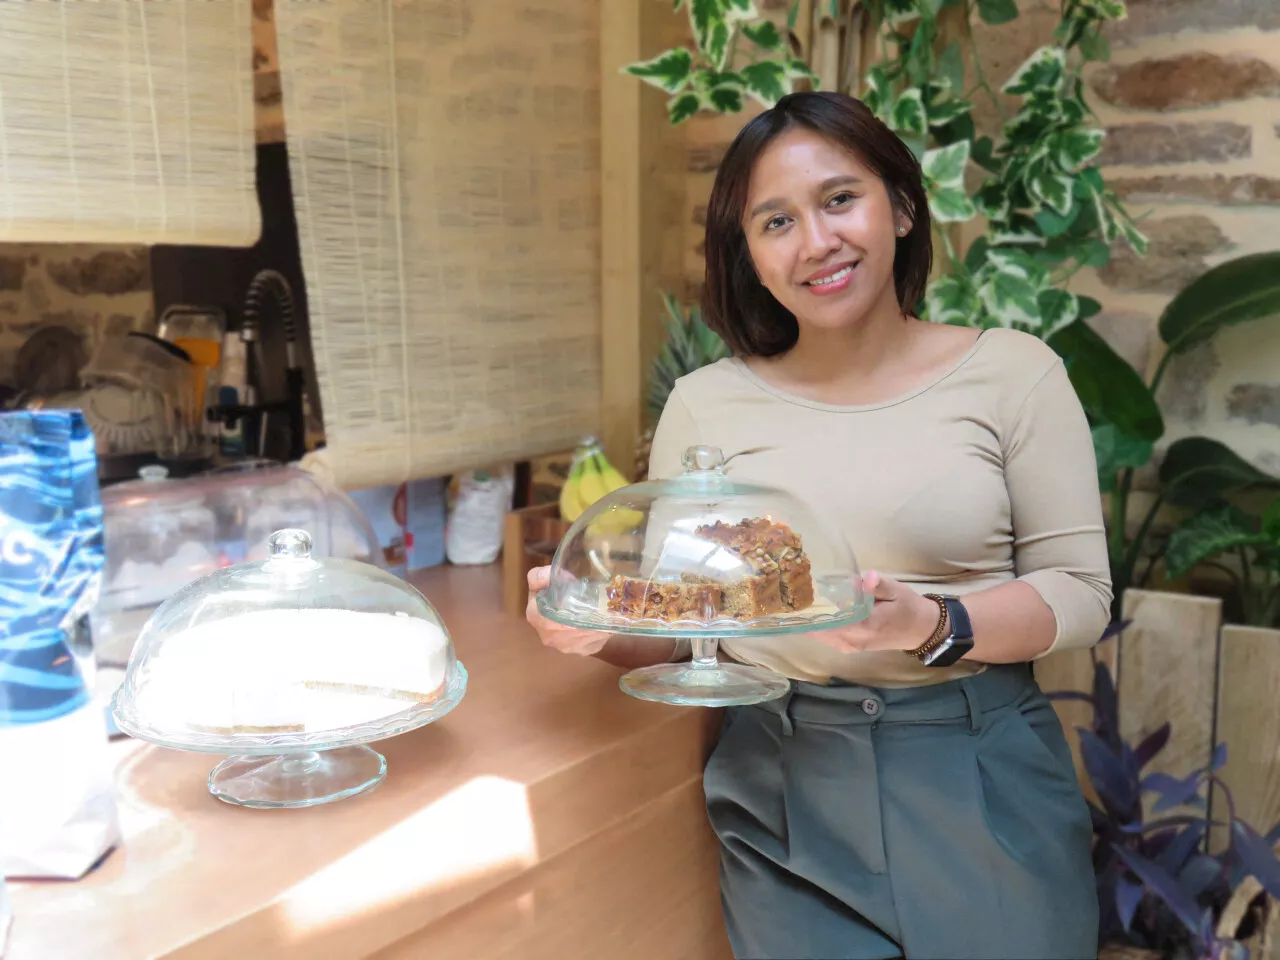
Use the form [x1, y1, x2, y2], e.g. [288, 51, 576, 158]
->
[1049, 252, 1280, 619]
[633, 291, 729, 481]
[1048, 653, 1280, 959]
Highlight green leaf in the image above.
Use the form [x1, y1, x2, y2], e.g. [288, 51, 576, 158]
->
[667, 91, 702, 124]
[1028, 169, 1075, 216]
[1049, 129, 1104, 171]
[964, 237, 990, 273]
[1047, 319, 1164, 442]
[741, 60, 790, 106]
[1263, 496, 1280, 544]
[675, 0, 686, 9]
[722, 0, 758, 16]
[864, 65, 895, 117]
[924, 274, 982, 326]
[707, 83, 744, 112]
[1159, 437, 1280, 509]
[972, 136, 999, 172]
[978, 270, 1040, 326]
[623, 48, 695, 94]
[891, 88, 928, 136]
[922, 140, 969, 188]
[1164, 503, 1266, 579]
[1038, 288, 1079, 337]
[929, 186, 978, 223]
[1157, 252, 1280, 358]
[883, 0, 922, 23]
[784, 57, 817, 81]
[988, 246, 1047, 286]
[939, 40, 965, 94]
[741, 20, 784, 51]
[1093, 423, 1154, 494]
[978, 0, 1018, 24]
[689, 0, 728, 59]
[1077, 296, 1102, 321]
[926, 96, 973, 129]
[787, 0, 799, 30]
[1078, 238, 1111, 268]
[1115, 213, 1149, 257]
[991, 222, 1043, 246]
[1035, 203, 1080, 238]
[1079, 29, 1111, 62]
[1003, 46, 1067, 97]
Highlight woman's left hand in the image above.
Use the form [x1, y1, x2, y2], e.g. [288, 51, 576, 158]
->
[807, 570, 940, 654]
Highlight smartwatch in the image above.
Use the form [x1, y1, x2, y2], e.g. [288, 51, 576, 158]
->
[909, 594, 975, 667]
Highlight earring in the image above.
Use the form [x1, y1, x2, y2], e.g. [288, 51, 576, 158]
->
[896, 225, 907, 236]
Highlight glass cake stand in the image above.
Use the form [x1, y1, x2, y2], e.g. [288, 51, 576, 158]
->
[536, 445, 873, 707]
[111, 529, 468, 809]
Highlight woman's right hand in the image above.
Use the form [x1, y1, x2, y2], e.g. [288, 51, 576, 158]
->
[525, 565, 612, 657]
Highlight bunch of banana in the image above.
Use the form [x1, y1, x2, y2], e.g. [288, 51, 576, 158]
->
[559, 439, 629, 522]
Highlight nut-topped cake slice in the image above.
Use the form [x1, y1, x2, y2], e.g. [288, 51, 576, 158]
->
[694, 517, 815, 613]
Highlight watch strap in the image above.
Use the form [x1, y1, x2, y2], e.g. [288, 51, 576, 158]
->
[907, 594, 974, 666]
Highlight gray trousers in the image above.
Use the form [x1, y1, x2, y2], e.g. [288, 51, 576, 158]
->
[703, 663, 1098, 960]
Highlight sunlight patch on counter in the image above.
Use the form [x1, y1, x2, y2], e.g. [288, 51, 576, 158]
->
[280, 775, 538, 934]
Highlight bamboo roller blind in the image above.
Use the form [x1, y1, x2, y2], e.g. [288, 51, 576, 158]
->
[274, 0, 602, 489]
[0, 0, 259, 246]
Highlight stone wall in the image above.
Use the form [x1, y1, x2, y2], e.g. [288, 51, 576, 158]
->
[0, 245, 153, 399]
[1077, 4, 1280, 475]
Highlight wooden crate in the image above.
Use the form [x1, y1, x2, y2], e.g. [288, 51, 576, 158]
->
[502, 502, 571, 615]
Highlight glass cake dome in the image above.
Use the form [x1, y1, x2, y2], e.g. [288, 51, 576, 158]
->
[536, 445, 872, 707]
[111, 528, 468, 809]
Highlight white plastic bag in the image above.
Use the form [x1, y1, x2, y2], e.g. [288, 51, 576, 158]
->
[445, 465, 515, 565]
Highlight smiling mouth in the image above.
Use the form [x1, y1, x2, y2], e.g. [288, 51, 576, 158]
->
[803, 263, 856, 287]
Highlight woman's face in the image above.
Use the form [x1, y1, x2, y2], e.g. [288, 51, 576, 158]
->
[741, 126, 909, 333]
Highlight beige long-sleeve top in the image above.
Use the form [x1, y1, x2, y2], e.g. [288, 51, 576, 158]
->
[646, 327, 1112, 688]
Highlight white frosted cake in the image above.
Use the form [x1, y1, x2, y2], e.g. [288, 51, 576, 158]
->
[133, 607, 451, 736]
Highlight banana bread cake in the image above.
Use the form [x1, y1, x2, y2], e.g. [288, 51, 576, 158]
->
[605, 516, 815, 622]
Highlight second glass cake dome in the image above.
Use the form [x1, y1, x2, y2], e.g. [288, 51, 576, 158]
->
[111, 528, 467, 808]
[537, 445, 873, 705]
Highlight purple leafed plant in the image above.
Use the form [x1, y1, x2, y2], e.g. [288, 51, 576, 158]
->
[1046, 625, 1280, 959]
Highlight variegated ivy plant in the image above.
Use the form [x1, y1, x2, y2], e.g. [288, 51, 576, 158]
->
[624, 0, 1148, 342]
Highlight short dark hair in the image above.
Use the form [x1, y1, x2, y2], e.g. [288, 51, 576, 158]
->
[701, 91, 934, 358]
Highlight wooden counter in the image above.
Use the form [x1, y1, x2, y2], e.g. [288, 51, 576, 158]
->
[6, 564, 733, 960]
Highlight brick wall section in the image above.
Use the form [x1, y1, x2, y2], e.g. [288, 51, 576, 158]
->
[1074, 8, 1280, 475]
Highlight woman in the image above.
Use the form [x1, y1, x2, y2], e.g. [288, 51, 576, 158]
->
[527, 91, 1108, 960]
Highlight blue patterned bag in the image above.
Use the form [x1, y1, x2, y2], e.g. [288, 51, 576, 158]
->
[0, 410, 104, 726]
[0, 410, 119, 879]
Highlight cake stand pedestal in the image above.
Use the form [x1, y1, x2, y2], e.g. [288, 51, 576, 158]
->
[618, 636, 790, 707]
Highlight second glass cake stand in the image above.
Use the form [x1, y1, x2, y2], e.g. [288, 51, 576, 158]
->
[536, 445, 873, 707]
[111, 528, 468, 809]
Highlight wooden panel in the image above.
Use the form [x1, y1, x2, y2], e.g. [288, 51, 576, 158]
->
[1211, 625, 1280, 852]
[1034, 634, 1119, 806]
[1118, 588, 1222, 817]
[374, 779, 732, 960]
[600, 0, 685, 477]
